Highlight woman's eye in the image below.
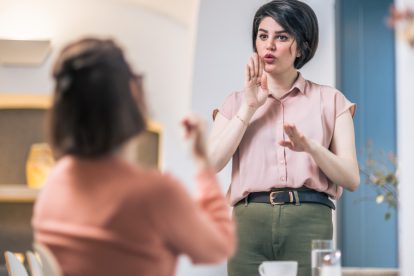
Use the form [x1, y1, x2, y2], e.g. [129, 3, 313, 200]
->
[258, 34, 268, 40]
[277, 35, 289, 41]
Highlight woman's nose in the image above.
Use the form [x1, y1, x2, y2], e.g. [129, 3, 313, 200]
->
[266, 40, 276, 51]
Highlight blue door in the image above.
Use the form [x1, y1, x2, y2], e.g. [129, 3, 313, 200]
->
[337, 0, 398, 268]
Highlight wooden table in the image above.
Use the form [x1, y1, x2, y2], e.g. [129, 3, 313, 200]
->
[342, 267, 399, 276]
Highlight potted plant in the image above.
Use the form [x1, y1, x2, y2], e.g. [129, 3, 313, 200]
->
[360, 142, 398, 220]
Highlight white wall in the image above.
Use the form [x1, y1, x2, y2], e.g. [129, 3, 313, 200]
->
[395, 0, 414, 275]
[190, 0, 336, 274]
[0, 1, 202, 275]
[0, 0, 198, 178]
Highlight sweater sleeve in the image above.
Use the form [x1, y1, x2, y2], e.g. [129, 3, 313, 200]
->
[156, 169, 235, 264]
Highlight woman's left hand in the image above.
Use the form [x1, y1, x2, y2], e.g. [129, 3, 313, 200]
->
[182, 114, 210, 170]
[279, 123, 313, 153]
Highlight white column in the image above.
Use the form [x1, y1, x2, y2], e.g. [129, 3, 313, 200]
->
[395, 0, 414, 275]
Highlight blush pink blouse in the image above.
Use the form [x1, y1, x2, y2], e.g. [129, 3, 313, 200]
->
[219, 73, 356, 206]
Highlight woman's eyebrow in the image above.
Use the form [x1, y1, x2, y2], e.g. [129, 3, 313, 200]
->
[258, 28, 288, 34]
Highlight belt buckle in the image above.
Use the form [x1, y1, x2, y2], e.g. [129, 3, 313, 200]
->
[269, 191, 294, 205]
[269, 191, 284, 205]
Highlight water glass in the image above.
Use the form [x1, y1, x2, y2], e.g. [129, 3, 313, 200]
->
[311, 240, 334, 276]
[320, 250, 341, 276]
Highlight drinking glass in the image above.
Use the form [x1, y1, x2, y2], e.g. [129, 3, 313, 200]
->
[320, 250, 341, 276]
[311, 240, 334, 276]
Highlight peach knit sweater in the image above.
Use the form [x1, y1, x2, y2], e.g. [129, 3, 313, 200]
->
[32, 156, 235, 276]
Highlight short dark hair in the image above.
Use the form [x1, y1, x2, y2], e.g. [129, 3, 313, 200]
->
[252, 0, 319, 69]
[50, 38, 146, 157]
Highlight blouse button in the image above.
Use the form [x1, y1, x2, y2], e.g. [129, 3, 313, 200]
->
[280, 160, 285, 164]
[280, 176, 285, 181]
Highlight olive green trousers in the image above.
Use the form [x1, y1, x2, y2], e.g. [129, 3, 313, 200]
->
[228, 202, 333, 276]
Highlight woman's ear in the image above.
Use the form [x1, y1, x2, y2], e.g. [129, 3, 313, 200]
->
[212, 109, 219, 121]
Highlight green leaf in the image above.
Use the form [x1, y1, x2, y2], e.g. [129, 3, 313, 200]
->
[385, 173, 396, 183]
[385, 212, 391, 220]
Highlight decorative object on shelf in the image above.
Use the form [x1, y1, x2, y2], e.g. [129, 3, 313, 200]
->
[26, 143, 55, 189]
[0, 94, 50, 185]
[387, 4, 414, 48]
[0, 39, 51, 65]
[359, 142, 398, 220]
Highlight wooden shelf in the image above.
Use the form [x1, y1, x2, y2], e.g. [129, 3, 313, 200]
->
[342, 268, 399, 276]
[0, 185, 39, 202]
[0, 94, 51, 109]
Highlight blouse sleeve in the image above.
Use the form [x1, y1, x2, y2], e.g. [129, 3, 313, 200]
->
[155, 170, 235, 264]
[321, 86, 357, 148]
[334, 90, 356, 118]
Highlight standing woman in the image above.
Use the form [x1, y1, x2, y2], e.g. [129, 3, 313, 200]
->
[208, 1, 359, 275]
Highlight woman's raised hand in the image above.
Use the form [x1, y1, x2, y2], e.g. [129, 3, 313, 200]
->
[244, 53, 269, 109]
[279, 123, 313, 153]
[182, 114, 210, 169]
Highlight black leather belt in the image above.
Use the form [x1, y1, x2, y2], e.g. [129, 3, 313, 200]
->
[236, 189, 335, 210]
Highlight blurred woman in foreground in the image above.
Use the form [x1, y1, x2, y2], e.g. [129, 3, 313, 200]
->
[32, 38, 235, 276]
